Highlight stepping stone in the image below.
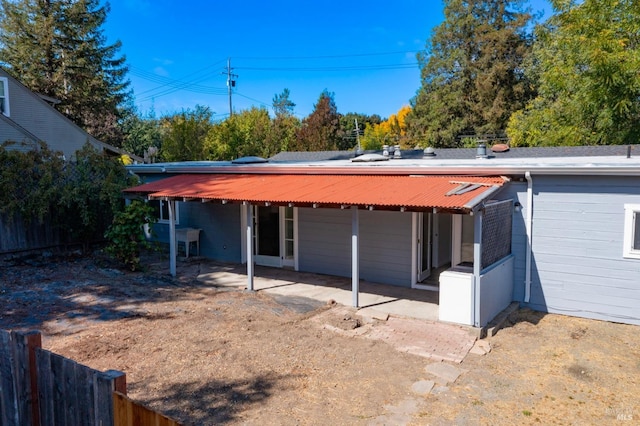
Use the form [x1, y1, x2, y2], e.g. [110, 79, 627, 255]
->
[411, 380, 435, 396]
[424, 362, 468, 384]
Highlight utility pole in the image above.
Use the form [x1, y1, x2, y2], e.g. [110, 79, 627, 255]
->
[354, 119, 363, 155]
[225, 57, 238, 117]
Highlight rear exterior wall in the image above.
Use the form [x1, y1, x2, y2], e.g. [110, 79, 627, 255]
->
[297, 208, 413, 287]
[507, 175, 640, 326]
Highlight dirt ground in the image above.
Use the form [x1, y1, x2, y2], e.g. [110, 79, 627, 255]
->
[1, 251, 639, 425]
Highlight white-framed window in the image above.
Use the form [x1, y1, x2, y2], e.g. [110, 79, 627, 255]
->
[623, 204, 640, 259]
[0, 77, 10, 117]
[149, 199, 180, 224]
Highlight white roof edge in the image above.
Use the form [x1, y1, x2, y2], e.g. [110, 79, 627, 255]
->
[126, 156, 640, 176]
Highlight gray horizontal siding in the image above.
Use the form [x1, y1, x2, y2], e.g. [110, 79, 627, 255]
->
[359, 210, 413, 286]
[525, 175, 640, 325]
[298, 208, 352, 278]
[151, 202, 242, 263]
[180, 203, 241, 263]
[502, 182, 528, 302]
[298, 208, 413, 287]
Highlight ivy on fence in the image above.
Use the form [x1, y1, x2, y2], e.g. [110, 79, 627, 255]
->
[0, 141, 135, 251]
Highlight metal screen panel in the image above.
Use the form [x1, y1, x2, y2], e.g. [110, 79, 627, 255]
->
[482, 200, 513, 269]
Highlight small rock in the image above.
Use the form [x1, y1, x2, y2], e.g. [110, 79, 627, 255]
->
[469, 339, 491, 356]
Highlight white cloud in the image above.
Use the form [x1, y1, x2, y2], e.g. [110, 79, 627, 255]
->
[153, 66, 169, 77]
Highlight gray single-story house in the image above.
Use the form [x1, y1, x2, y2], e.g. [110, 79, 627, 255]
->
[125, 145, 640, 328]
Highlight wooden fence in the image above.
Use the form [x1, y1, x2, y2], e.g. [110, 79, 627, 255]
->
[113, 392, 181, 426]
[0, 212, 63, 254]
[0, 329, 181, 426]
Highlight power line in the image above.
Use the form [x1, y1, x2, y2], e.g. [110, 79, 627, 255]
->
[131, 59, 227, 100]
[235, 92, 270, 108]
[235, 63, 419, 72]
[234, 50, 420, 60]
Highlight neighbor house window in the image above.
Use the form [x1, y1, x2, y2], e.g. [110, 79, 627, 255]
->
[623, 204, 640, 259]
[149, 200, 180, 224]
[0, 77, 9, 117]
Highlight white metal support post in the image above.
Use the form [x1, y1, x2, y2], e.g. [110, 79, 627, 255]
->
[168, 199, 177, 277]
[473, 209, 483, 328]
[246, 203, 254, 291]
[351, 206, 360, 307]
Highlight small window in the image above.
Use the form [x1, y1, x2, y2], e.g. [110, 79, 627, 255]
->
[623, 204, 640, 259]
[149, 200, 180, 224]
[0, 77, 9, 117]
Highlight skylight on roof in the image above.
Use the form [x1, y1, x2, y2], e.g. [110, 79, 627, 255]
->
[232, 156, 269, 164]
[351, 153, 389, 162]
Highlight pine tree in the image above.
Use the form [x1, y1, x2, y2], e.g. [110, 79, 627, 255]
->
[0, 0, 130, 146]
[407, 0, 534, 147]
[293, 90, 341, 151]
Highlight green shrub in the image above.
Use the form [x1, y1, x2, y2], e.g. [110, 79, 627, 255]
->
[104, 200, 157, 271]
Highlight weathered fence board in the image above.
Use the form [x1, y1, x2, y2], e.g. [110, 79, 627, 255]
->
[0, 330, 41, 426]
[36, 348, 126, 426]
[113, 392, 182, 426]
[0, 212, 63, 254]
[2, 330, 173, 426]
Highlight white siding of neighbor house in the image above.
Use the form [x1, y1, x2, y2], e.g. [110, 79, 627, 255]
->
[507, 176, 640, 325]
[298, 208, 413, 287]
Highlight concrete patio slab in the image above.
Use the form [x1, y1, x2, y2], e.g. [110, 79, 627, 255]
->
[197, 261, 440, 322]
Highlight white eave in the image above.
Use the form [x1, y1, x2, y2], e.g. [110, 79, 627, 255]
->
[126, 155, 640, 177]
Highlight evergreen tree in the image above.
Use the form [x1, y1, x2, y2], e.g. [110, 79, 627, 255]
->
[407, 0, 534, 147]
[272, 88, 296, 118]
[293, 90, 341, 151]
[0, 0, 131, 145]
[271, 88, 300, 153]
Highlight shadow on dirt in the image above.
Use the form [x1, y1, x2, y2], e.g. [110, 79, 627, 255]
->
[0, 250, 213, 334]
[135, 373, 299, 425]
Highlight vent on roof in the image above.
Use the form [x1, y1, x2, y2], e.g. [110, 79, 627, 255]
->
[351, 153, 390, 162]
[232, 156, 269, 164]
[491, 143, 510, 153]
[476, 141, 489, 159]
[423, 147, 436, 158]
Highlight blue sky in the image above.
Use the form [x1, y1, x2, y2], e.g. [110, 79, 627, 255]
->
[103, 0, 552, 121]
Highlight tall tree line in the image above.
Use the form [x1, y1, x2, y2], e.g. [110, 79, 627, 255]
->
[1, 0, 638, 156]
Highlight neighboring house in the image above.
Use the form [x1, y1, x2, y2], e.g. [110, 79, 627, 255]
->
[124, 145, 640, 329]
[0, 67, 140, 161]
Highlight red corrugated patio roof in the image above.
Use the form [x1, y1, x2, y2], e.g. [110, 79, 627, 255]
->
[125, 174, 507, 211]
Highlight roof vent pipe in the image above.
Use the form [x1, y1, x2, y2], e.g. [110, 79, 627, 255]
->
[393, 145, 402, 159]
[382, 145, 389, 157]
[476, 141, 489, 159]
[423, 147, 436, 158]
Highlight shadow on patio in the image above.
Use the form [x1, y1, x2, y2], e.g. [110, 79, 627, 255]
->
[195, 260, 440, 321]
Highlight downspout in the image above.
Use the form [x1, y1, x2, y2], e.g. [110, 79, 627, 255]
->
[524, 171, 533, 303]
[168, 199, 177, 277]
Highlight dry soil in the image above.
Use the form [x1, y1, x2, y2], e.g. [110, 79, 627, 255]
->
[1, 251, 638, 425]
